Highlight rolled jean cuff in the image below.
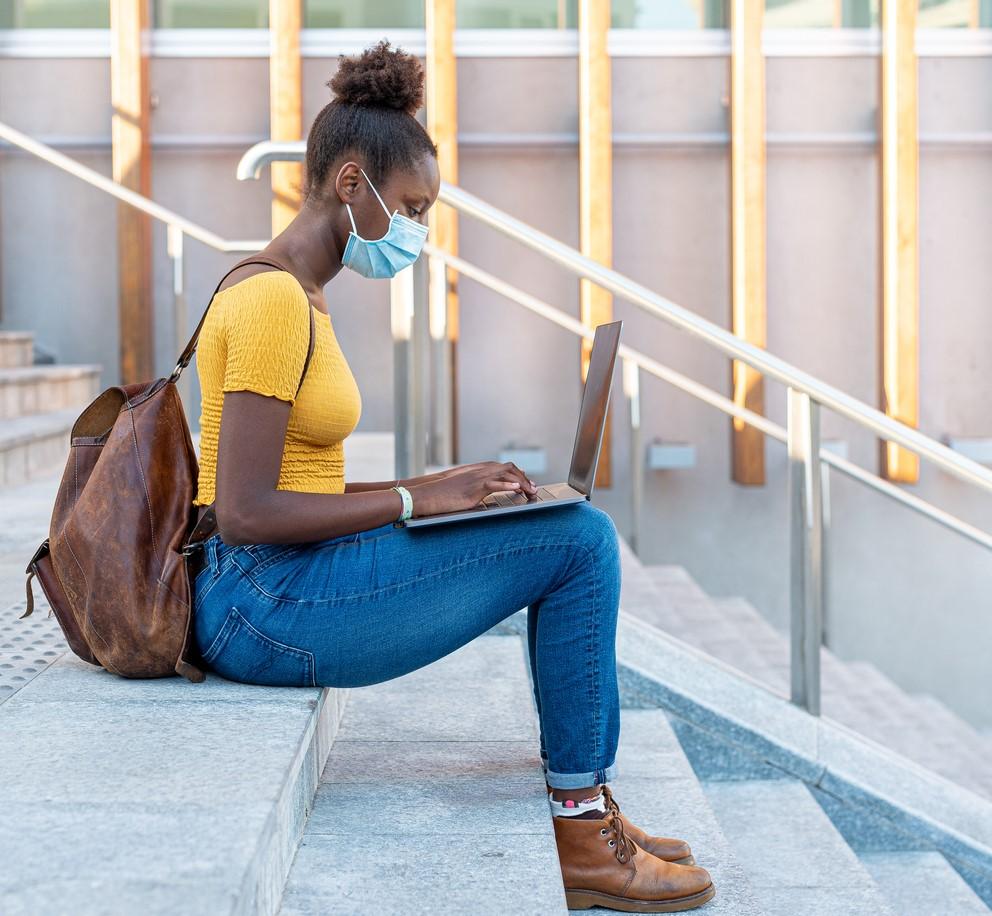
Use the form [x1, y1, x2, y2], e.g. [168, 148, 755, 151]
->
[545, 761, 618, 790]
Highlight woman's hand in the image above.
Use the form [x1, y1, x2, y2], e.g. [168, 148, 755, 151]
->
[407, 461, 537, 517]
[401, 461, 536, 489]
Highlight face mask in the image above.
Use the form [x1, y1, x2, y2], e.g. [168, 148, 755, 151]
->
[341, 167, 429, 280]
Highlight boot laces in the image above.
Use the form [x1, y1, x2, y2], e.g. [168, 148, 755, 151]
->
[600, 786, 635, 864]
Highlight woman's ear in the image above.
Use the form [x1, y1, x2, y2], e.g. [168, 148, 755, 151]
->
[334, 161, 362, 205]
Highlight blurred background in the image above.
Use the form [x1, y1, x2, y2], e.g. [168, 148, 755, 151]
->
[0, 1, 990, 742]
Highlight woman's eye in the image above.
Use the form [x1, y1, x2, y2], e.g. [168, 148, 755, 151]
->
[409, 207, 421, 217]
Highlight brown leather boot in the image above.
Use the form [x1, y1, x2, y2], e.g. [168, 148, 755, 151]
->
[552, 805, 715, 912]
[546, 784, 695, 866]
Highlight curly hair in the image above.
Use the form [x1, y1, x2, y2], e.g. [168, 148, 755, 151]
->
[302, 39, 438, 200]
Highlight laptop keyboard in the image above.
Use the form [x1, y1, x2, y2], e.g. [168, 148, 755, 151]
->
[481, 487, 558, 509]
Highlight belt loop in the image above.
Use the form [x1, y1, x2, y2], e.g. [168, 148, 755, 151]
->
[206, 535, 221, 577]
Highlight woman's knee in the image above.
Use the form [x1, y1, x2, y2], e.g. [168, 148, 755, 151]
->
[563, 502, 620, 568]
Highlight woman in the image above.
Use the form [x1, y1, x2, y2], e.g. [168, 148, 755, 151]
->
[189, 39, 715, 913]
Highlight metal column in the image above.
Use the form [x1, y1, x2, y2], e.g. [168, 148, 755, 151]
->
[788, 388, 825, 715]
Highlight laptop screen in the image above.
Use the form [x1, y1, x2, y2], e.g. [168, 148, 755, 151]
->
[567, 320, 622, 496]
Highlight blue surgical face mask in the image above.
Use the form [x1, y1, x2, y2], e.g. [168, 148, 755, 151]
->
[341, 167, 429, 280]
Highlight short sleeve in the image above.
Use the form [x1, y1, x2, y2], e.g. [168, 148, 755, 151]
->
[221, 272, 311, 406]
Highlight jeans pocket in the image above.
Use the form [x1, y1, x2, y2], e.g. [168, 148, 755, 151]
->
[200, 605, 316, 687]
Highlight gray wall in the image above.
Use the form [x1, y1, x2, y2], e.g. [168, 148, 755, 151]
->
[1, 49, 990, 728]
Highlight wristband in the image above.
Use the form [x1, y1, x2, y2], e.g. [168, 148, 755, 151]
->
[391, 485, 414, 522]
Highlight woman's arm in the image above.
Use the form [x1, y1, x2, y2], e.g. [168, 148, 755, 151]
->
[344, 470, 448, 494]
[216, 391, 404, 544]
[215, 392, 533, 544]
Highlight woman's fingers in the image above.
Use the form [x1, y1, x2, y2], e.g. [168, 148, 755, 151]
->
[501, 462, 537, 493]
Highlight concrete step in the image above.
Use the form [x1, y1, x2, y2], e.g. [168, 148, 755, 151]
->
[0, 634, 348, 915]
[636, 566, 786, 689]
[0, 364, 102, 419]
[278, 636, 569, 916]
[632, 549, 992, 804]
[0, 332, 34, 369]
[703, 779, 896, 916]
[609, 710, 763, 915]
[0, 407, 80, 487]
[860, 851, 990, 915]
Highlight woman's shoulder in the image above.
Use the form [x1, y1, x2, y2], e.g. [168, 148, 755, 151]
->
[217, 270, 311, 332]
[217, 268, 308, 303]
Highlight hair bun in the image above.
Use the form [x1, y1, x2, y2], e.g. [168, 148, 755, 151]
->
[328, 38, 425, 116]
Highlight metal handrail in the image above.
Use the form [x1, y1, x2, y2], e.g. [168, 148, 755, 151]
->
[1, 121, 267, 252]
[235, 141, 992, 496]
[238, 140, 992, 718]
[0, 120, 269, 408]
[12, 128, 979, 721]
[423, 242, 992, 554]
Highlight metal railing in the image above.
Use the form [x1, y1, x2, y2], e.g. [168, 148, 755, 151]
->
[4, 124, 984, 716]
[0, 120, 268, 407]
[238, 139, 992, 717]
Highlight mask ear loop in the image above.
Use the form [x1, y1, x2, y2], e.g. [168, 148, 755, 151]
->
[360, 166, 395, 219]
[345, 202, 359, 235]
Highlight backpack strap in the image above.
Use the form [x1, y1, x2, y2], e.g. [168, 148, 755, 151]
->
[180, 255, 317, 555]
[169, 254, 315, 390]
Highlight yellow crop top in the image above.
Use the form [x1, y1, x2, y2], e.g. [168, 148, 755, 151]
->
[192, 270, 362, 507]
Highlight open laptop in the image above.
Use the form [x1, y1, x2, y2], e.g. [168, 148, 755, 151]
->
[404, 319, 622, 528]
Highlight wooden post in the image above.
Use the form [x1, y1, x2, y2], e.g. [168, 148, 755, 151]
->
[270, 0, 303, 236]
[730, 0, 767, 486]
[425, 0, 460, 463]
[578, 0, 613, 488]
[879, 0, 920, 482]
[110, 0, 153, 383]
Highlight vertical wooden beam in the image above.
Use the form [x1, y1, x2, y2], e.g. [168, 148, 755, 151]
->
[578, 0, 613, 488]
[110, 0, 153, 384]
[425, 0, 460, 463]
[270, 0, 303, 236]
[730, 0, 767, 486]
[879, 0, 919, 482]
[967, 0, 985, 28]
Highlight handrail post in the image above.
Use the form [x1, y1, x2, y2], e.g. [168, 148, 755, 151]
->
[623, 358, 642, 554]
[166, 224, 191, 412]
[788, 388, 824, 715]
[428, 253, 453, 467]
[391, 259, 427, 482]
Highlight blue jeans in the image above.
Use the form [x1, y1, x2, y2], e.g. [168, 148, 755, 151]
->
[189, 499, 621, 789]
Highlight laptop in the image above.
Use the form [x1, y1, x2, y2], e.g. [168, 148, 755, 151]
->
[403, 319, 622, 528]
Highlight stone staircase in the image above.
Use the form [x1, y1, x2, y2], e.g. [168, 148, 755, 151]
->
[0, 330, 101, 487]
[3, 413, 992, 912]
[626, 548, 992, 801]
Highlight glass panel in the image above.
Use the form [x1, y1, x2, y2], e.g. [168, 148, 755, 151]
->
[155, 0, 268, 28]
[612, 0, 729, 27]
[305, 1, 423, 28]
[454, 0, 727, 29]
[454, 0, 570, 28]
[3, 0, 110, 27]
[765, 0, 878, 27]
[918, 0, 973, 27]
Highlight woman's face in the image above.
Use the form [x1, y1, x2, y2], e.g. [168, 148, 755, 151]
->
[342, 154, 440, 241]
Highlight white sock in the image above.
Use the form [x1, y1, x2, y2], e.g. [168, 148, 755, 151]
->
[549, 791, 607, 818]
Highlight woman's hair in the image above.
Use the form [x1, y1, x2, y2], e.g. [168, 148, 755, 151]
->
[302, 39, 438, 200]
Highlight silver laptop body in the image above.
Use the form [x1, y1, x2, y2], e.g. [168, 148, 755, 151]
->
[403, 320, 622, 529]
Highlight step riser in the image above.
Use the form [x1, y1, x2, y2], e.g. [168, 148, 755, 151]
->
[0, 373, 100, 419]
[0, 339, 34, 369]
[1, 431, 70, 487]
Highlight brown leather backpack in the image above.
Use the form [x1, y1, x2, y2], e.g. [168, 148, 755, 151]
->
[20, 254, 315, 682]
